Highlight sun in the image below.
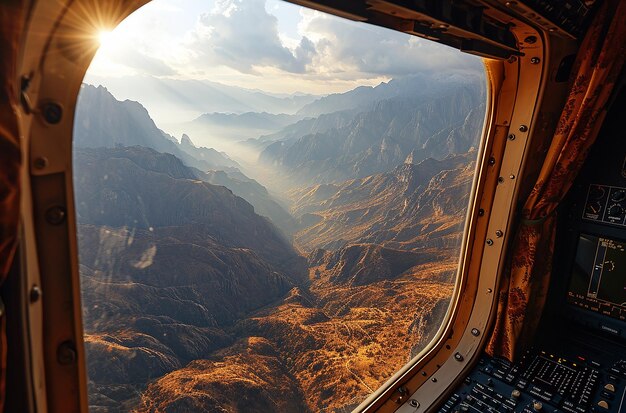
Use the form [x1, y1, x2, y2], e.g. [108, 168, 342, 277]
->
[98, 30, 115, 48]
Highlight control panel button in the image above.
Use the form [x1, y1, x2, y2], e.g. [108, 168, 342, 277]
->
[590, 186, 606, 199]
[586, 201, 602, 215]
[607, 204, 624, 218]
[597, 400, 609, 409]
[511, 389, 521, 399]
[533, 401, 543, 411]
[603, 383, 615, 392]
[610, 189, 626, 202]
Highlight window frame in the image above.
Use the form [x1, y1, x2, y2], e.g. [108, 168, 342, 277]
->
[14, 1, 578, 412]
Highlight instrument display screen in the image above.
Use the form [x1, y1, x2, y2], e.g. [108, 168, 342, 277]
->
[567, 234, 626, 322]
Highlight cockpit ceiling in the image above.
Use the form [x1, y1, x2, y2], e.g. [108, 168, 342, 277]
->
[287, 0, 596, 59]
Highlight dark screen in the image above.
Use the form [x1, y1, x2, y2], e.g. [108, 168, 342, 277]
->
[567, 234, 626, 322]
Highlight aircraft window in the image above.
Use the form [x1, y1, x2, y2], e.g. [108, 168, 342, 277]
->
[73, 0, 486, 411]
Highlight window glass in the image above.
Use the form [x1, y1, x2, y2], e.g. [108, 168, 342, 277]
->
[74, 1, 485, 411]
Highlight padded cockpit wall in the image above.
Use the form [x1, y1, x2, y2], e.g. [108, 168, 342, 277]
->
[0, 1, 28, 410]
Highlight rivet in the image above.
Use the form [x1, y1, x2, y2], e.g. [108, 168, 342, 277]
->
[486, 239, 494, 246]
[495, 230, 503, 237]
[471, 328, 480, 336]
[498, 177, 505, 183]
[30, 285, 42, 303]
[519, 125, 529, 132]
[524, 36, 537, 44]
[487, 288, 493, 293]
[41, 102, 63, 124]
[33, 157, 48, 170]
[454, 352, 464, 362]
[422, 371, 428, 376]
[510, 174, 516, 179]
[548, 27, 557, 32]
[431, 377, 438, 382]
[409, 399, 419, 408]
[507, 55, 518, 63]
[57, 341, 77, 365]
[488, 157, 496, 165]
[505, 1, 517, 7]
[478, 209, 485, 216]
[530, 57, 540, 64]
[45, 205, 66, 225]
[508, 134, 516, 140]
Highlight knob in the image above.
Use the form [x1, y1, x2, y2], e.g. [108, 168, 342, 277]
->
[590, 186, 606, 199]
[533, 401, 543, 411]
[587, 201, 602, 214]
[511, 389, 521, 399]
[608, 204, 624, 218]
[611, 190, 626, 202]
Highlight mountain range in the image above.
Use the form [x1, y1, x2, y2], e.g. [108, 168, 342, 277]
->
[74, 71, 484, 412]
[257, 74, 485, 189]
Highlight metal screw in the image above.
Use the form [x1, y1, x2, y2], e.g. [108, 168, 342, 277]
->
[508, 134, 516, 140]
[33, 157, 48, 170]
[495, 230, 503, 237]
[454, 352, 464, 362]
[57, 341, 77, 365]
[510, 174, 516, 179]
[422, 371, 428, 376]
[524, 36, 537, 44]
[42, 102, 63, 124]
[478, 209, 485, 216]
[519, 125, 529, 132]
[505, 1, 517, 7]
[471, 328, 480, 336]
[431, 377, 438, 382]
[487, 288, 493, 293]
[486, 239, 494, 246]
[530, 57, 540, 64]
[30, 285, 42, 303]
[507, 56, 518, 63]
[45, 206, 66, 225]
[409, 399, 419, 408]
[488, 157, 496, 165]
[498, 176, 505, 183]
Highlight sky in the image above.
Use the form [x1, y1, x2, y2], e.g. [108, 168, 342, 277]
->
[85, 0, 483, 95]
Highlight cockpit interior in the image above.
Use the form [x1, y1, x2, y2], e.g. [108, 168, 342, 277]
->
[0, 0, 625, 412]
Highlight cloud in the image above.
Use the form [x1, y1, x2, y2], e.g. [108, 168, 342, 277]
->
[299, 10, 483, 77]
[187, 0, 315, 73]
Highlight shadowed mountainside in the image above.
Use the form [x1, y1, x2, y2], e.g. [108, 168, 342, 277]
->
[258, 79, 484, 188]
[74, 147, 306, 411]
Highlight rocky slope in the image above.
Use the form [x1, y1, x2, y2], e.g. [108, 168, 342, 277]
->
[74, 84, 239, 171]
[258, 82, 484, 188]
[74, 147, 307, 410]
[290, 152, 477, 252]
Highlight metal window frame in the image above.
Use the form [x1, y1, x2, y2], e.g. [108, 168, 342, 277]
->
[12, 1, 577, 412]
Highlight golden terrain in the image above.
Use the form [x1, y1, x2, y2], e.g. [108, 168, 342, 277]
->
[136, 257, 456, 412]
[78, 147, 475, 412]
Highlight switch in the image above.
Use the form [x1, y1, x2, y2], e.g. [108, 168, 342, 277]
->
[511, 389, 521, 399]
[604, 383, 615, 392]
[533, 401, 543, 411]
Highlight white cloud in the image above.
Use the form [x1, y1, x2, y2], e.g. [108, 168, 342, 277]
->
[185, 0, 314, 74]
[297, 9, 482, 77]
[87, 0, 483, 92]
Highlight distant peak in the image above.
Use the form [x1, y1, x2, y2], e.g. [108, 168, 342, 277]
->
[180, 134, 195, 147]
